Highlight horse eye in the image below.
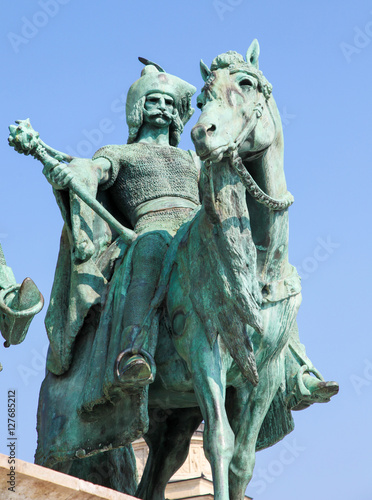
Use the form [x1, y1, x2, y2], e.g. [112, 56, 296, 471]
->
[239, 79, 254, 89]
[197, 102, 203, 109]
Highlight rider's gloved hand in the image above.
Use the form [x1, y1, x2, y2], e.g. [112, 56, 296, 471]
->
[43, 158, 99, 191]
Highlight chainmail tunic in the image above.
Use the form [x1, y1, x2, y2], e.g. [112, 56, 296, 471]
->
[93, 143, 200, 229]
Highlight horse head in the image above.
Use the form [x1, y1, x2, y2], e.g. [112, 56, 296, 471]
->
[192, 40, 294, 284]
[191, 39, 277, 166]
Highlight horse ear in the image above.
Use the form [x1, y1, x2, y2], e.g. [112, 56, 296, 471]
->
[200, 59, 211, 82]
[246, 39, 260, 69]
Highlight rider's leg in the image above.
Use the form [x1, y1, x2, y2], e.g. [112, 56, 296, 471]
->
[136, 407, 202, 500]
[124, 233, 168, 327]
[118, 232, 168, 386]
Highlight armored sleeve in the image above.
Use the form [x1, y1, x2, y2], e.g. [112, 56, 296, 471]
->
[93, 145, 124, 190]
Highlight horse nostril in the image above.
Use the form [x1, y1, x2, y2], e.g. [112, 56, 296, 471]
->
[191, 124, 207, 142]
[207, 124, 216, 136]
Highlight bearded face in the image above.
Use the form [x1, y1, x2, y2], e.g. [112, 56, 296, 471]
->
[143, 93, 175, 129]
[127, 93, 184, 147]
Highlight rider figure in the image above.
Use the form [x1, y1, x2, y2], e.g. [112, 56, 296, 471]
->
[44, 62, 200, 389]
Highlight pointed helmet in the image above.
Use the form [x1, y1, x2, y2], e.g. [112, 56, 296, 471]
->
[126, 61, 197, 127]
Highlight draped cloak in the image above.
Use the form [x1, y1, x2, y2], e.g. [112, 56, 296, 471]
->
[35, 146, 201, 467]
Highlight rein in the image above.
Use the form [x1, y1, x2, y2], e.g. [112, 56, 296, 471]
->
[230, 153, 294, 211]
[227, 98, 294, 212]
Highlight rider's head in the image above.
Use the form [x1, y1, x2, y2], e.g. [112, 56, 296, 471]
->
[126, 62, 196, 146]
[142, 92, 177, 131]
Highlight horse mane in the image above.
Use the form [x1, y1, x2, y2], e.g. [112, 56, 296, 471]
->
[209, 51, 273, 99]
[210, 51, 245, 70]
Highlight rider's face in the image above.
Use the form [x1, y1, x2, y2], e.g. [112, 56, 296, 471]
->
[143, 93, 175, 128]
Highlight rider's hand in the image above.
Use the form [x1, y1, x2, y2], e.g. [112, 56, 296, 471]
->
[42, 158, 100, 191]
[43, 161, 73, 190]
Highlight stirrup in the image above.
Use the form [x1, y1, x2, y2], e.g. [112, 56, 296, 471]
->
[115, 348, 156, 388]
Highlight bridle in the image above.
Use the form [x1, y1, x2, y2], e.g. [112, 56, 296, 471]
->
[203, 67, 294, 212]
[228, 96, 294, 212]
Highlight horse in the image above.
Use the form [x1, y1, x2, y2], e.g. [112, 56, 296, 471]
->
[132, 40, 302, 500]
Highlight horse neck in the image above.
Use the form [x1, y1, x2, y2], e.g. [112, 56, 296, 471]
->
[201, 159, 261, 309]
[201, 159, 259, 289]
[244, 103, 291, 284]
[204, 159, 250, 224]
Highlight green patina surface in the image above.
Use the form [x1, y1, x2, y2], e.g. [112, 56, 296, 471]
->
[8, 42, 339, 500]
[0, 242, 44, 370]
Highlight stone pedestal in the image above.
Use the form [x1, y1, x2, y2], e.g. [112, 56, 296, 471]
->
[0, 453, 135, 500]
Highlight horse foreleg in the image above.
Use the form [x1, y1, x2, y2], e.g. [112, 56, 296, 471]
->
[136, 407, 202, 500]
[182, 328, 234, 500]
[227, 356, 285, 500]
[227, 294, 299, 499]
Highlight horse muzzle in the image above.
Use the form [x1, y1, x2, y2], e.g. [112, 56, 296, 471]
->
[191, 122, 232, 163]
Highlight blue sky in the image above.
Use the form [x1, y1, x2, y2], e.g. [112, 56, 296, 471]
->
[1, 1, 372, 499]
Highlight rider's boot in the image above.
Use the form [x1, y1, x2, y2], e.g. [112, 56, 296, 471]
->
[115, 325, 154, 389]
[289, 365, 339, 411]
